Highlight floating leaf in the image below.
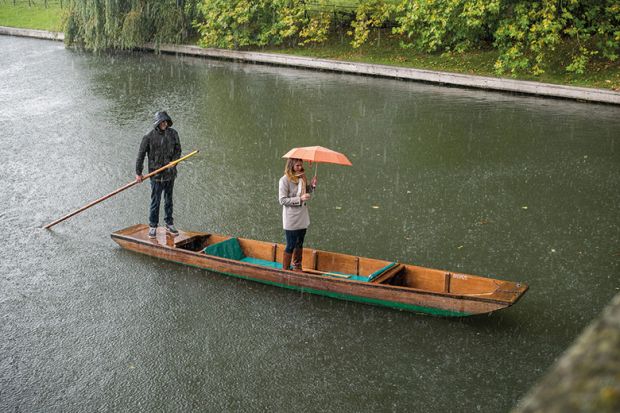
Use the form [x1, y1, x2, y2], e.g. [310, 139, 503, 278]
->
[372, 205, 380, 209]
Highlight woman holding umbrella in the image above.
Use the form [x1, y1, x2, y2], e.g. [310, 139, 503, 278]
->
[279, 146, 351, 271]
[278, 158, 318, 271]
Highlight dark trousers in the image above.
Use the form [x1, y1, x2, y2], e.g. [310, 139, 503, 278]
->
[149, 179, 174, 228]
[284, 229, 306, 253]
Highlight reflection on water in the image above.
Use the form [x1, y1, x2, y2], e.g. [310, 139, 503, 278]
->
[1, 36, 619, 412]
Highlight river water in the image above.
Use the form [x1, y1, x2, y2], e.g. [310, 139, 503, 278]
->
[1, 36, 619, 412]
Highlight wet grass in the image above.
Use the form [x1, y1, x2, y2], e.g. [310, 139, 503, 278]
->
[0, 0, 65, 32]
[258, 31, 620, 91]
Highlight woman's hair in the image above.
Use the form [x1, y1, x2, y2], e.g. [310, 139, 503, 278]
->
[284, 158, 303, 183]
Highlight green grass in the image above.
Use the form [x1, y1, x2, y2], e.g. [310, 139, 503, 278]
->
[259, 31, 620, 91]
[0, 0, 64, 32]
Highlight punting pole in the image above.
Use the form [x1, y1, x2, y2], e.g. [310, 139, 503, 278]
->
[43, 150, 199, 229]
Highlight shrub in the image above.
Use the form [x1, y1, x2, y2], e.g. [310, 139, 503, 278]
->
[194, 0, 332, 49]
[393, 0, 501, 53]
[493, 0, 620, 75]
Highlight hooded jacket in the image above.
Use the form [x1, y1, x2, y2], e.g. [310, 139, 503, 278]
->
[135, 126, 182, 182]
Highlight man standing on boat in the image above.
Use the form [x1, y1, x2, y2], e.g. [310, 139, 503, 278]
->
[135, 111, 182, 238]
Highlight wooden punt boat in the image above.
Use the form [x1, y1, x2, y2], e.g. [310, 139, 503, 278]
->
[111, 224, 528, 317]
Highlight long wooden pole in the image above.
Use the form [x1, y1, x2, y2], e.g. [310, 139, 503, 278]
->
[43, 150, 199, 229]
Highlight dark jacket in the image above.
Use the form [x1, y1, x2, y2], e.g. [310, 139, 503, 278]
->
[135, 127, 182, 182]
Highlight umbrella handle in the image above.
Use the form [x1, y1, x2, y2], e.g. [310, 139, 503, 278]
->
[312, 163, 318, 191]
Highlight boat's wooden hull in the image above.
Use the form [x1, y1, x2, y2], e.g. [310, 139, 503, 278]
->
[111, 225, 528, 317]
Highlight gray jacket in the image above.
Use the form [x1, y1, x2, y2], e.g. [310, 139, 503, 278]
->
[279, 175, 314, 230]
[135, 127, 181, 182]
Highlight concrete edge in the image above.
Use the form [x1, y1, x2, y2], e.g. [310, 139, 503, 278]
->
[510, 292, 620, 413]
[2, 26, 619, 105]
[0, 25, 64, 41]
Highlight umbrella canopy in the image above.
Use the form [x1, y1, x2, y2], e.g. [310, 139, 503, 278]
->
[282, 146, 352, 166]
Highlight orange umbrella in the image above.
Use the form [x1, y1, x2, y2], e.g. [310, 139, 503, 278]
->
[282, 146, 352, 178]
[282, 146, 352, 166]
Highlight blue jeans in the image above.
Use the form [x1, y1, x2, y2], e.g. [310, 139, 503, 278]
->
[149, 179, 174, 228]
[284, 229, 306, 253]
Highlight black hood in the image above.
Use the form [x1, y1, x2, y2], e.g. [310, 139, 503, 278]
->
[153, 111, 173, 129]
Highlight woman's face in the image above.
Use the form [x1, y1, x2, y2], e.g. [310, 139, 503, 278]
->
[293, 160, 304, 173]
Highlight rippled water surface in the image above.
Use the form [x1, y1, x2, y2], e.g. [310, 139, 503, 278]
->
[1, 36, 619, 412]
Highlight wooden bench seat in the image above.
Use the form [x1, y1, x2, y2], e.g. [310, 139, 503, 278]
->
[370, 263, 404, 283]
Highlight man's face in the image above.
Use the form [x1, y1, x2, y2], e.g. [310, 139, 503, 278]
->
[159, 121, 168, 130]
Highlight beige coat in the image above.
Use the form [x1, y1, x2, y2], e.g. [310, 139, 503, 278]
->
[278, 175, 313, 230]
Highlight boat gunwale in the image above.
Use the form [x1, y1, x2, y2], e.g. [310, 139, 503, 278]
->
[110, 229, 526, 306]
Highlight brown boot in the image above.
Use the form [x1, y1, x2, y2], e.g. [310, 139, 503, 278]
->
[292, 248, 303, 271]
[282, 252, 293, 271]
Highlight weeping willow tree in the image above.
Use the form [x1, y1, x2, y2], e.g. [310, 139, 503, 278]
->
[64, 0, 201, 51]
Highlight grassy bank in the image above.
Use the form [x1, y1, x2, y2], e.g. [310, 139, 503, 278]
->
[0, 0, 64, 32]
[1, 1, 618, 91]
[261, 31, 620, 91]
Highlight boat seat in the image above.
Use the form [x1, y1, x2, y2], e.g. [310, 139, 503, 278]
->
[367, 262, 397, 282]
[202, 238, 397, 280]
[370, 263, 404, 283]
[318, 262, 397, 282]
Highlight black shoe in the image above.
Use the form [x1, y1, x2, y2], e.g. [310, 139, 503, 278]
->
[148, 226, 157, 238]
[166, 224, 179, 235]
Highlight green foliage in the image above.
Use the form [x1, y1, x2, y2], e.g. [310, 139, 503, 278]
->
[493, 0, 620, 75]
[348, 0, 392, 48]
[64, 0, 201, 51]
[58, 0, 620, 77]
[194, 0, 332, 49]
[298, 5, 332, 46]
[392, 0, 501, 53]
[493, 1, 560, 75]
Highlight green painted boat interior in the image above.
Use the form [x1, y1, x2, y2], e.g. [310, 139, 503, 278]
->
[200, 236, 396, 281]
[170, 231, 519, 311]
[240, 257, 283, 270]
[202, 237, 245, 261]
[161, 253, 471, 317]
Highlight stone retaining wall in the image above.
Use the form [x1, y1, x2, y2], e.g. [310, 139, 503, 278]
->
[1, 25, 618, 105]
[511, 293, 620, 413]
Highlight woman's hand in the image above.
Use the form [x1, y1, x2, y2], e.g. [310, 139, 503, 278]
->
[301, 193, 311, 202]
[310, 176, 317, 187]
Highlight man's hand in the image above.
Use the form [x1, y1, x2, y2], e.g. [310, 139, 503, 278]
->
[136, 174, 143, 183]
